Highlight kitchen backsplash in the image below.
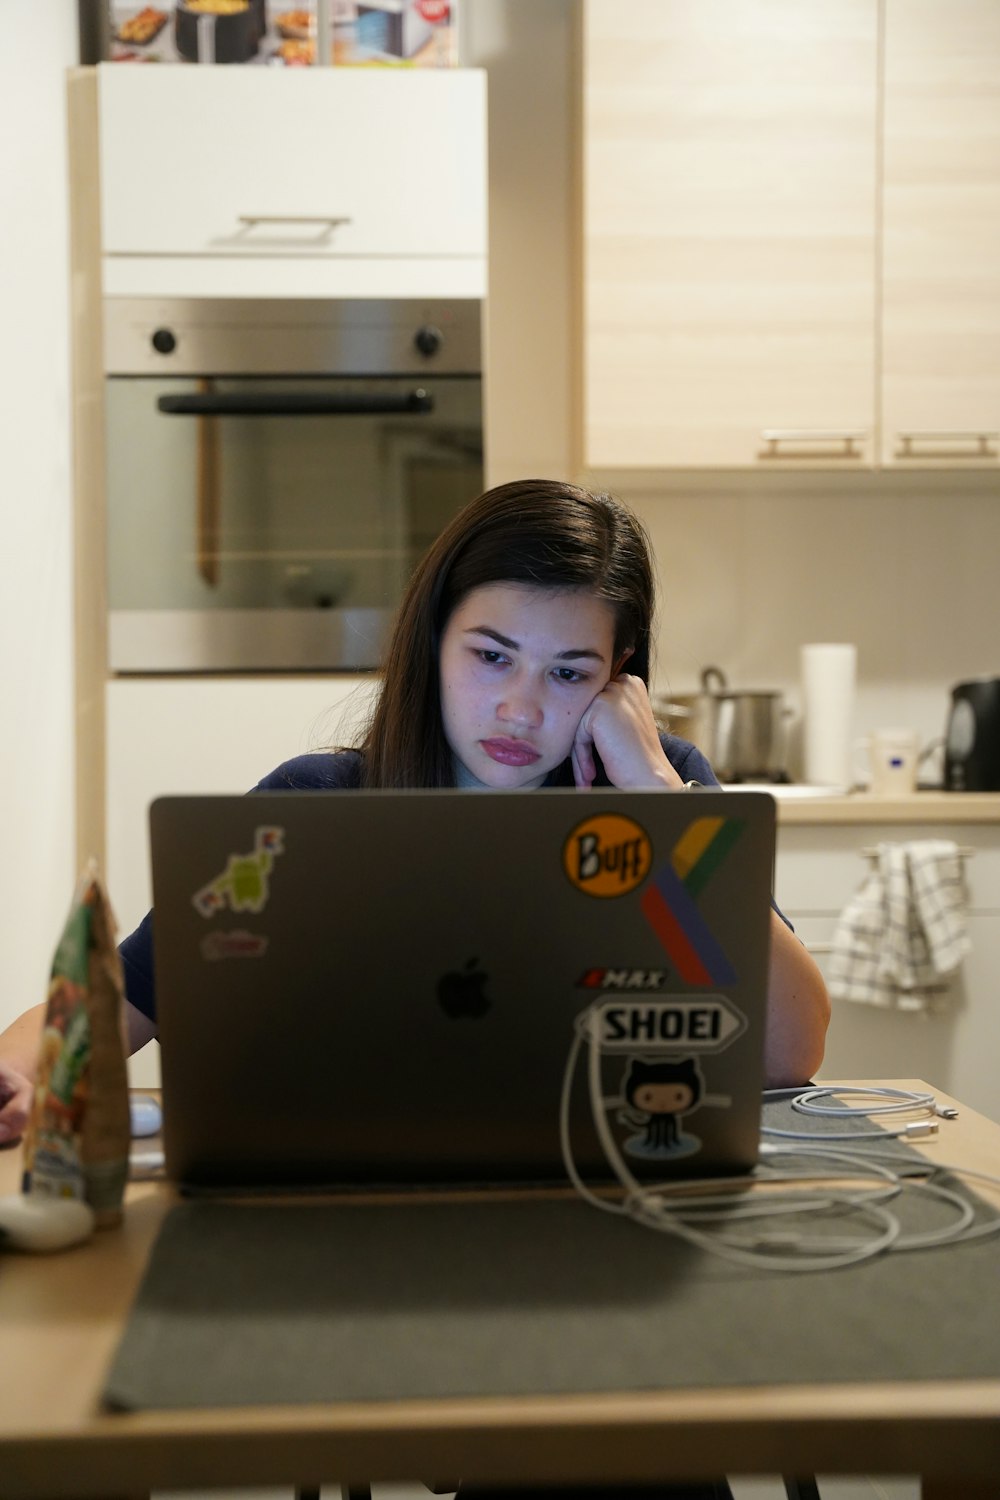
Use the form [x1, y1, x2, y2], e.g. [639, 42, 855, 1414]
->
[609, 468, 1000, 782]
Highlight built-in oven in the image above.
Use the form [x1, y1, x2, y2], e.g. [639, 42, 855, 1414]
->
[103, 296, 483, 672]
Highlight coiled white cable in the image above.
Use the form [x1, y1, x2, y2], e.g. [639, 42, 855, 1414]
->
[559, 1005, 1000, 1271]
[761, 1085, 945, 1141]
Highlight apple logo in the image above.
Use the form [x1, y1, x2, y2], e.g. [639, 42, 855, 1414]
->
[436, 957, 491, 1018]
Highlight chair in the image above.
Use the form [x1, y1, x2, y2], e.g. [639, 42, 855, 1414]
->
[298, 1474, 821, 1498]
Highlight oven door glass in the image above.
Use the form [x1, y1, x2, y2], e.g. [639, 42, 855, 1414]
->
[106, 375, 483, 672]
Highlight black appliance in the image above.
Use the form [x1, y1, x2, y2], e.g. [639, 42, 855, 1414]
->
[944, 677, 1000, 791]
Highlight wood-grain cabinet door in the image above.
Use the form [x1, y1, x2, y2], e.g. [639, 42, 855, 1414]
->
[881, 0, 1000, 469]
[582, 0, 878, 469]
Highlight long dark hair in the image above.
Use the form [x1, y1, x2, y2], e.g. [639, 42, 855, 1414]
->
[358, 479, 657, 787]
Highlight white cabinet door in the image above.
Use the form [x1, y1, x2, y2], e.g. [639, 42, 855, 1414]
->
[106, 676, 376, 935]
[107, 676, 377, 1087]
[776, 823, 1000, 1122]
[98, 66, 486, 286]
[881, 0, 1000, 469]
[582, 0, 878, 468]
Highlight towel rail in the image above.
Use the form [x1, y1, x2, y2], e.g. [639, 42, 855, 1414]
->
[860, 844, 975, 861]
[795, 845, 974, 956]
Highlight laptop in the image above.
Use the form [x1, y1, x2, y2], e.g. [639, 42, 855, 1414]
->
[149, 788, 776, 1192]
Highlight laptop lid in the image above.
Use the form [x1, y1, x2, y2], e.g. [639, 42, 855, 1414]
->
[149, 788, 776, 1191]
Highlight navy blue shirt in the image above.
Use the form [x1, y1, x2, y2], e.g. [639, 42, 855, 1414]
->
[118, 734, 721, 1026]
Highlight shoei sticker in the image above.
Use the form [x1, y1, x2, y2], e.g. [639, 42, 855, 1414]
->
[193, 826, 284, 917]
[563, 814, 652, 898]
[640, 815, 745, 985]
[593, 995, 747, 1052]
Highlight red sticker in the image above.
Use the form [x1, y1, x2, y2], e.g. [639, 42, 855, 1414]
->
[417, 0, 450, 22]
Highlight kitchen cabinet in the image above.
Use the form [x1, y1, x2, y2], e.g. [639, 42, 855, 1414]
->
[881, 0, 1000, 468]
[775, 819, 1000, 1123]
[582, 0, 879, 469]
[98, 65, 487, 299]
[581, 0, 1000, 471]
[106, 676, 377, 1086]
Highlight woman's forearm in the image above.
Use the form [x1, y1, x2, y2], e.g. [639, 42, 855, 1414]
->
[764, 912, 831, 1087]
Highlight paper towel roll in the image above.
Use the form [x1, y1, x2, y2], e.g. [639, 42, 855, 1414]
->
[801, 643, 857, 788]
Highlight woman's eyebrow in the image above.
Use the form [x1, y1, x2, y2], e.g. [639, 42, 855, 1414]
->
[465, 625, 607, 662]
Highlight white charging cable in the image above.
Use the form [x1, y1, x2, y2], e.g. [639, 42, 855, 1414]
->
[761, 1085, 945, 1143]
[559, 1004, 1000, 1272]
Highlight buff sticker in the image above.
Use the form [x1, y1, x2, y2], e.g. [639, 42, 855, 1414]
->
[640, 816, 745, 986]
[562, 814, 653, 898]
[193, 826, 284, 918]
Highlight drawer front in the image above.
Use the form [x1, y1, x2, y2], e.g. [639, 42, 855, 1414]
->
[99, 66, 487, 261]
[776, 824, 1000, 914]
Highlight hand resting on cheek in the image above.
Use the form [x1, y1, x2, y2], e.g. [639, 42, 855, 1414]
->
[571, 673, 686, 790]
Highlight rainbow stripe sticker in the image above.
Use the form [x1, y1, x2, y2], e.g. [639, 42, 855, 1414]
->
[639, 816, 744, 986]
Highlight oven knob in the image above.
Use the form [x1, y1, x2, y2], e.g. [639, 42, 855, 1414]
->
[413, 325, 443, 358]
[151, 328, 177, 355]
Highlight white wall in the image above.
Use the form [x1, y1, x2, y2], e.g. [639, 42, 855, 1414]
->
[619, 468, 1000, 778]
[462, 0, 577, 483]
[0, 3, 78, 1030]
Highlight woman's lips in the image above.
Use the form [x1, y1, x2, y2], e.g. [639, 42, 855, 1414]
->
[480, 737, 542, 767]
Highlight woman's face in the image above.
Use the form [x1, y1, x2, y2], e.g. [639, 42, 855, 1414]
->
[438, 582, 618, 789]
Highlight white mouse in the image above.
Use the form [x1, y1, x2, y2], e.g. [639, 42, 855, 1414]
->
[129, 1095, 163, 1138]
[0, 1193, 96, 1253]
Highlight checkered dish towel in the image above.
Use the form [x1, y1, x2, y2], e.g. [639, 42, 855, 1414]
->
[827, 840, 971, 1011]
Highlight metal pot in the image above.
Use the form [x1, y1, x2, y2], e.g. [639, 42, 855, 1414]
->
[656, 666, 790, 781]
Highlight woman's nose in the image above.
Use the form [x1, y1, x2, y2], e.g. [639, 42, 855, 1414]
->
[498, 690, 543, 729]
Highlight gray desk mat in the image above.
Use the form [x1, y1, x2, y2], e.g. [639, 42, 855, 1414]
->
[103, 1101, 1000, 1411]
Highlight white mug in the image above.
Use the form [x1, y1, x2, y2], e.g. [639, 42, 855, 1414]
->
[856, 728, 921, 797]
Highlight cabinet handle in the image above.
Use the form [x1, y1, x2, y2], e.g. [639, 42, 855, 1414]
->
[760, 429, 868, 459]
[236, 214, 352, 243]
[895, 431, 998, 459]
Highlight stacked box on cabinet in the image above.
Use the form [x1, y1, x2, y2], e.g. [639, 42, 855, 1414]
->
[106, 2, 458, 68]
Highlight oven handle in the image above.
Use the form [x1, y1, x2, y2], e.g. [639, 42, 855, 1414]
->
[156, 389, 434, 417]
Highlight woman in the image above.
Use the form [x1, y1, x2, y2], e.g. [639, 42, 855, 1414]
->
[0, 479, 830, 1142]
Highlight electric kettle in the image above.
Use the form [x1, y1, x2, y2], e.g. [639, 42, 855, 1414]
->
[944, 677, 1000, 791]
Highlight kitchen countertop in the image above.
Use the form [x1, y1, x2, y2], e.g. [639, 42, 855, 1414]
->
[743, 789, 1000, 825]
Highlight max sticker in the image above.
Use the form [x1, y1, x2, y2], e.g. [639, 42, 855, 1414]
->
[618, 1055, 705, 1161]
[193, 826, 284, 917]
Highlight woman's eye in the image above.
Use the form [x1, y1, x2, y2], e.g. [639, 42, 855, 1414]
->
[476, 649, 508, 667]
[554, 667, 586, 685]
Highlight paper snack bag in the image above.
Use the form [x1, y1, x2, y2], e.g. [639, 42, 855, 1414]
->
[22, 864, 131, 1226]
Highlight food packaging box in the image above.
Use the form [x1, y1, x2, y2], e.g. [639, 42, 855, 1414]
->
[21, 865, 131, 1228]
[332, 2, 458, 67]
[107, 3, 319, 66]
[105, 2, 458, 67]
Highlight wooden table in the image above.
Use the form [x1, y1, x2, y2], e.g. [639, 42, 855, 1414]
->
[2, 1080, 1000, 1500]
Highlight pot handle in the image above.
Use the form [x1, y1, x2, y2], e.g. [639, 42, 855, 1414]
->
[700, 665, 728, 694]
